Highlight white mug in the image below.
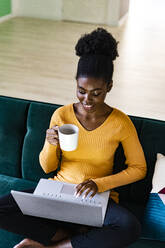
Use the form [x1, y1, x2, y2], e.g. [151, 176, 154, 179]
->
[58, 124, 79, 151]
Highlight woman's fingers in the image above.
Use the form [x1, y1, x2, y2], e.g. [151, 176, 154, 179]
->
[46, 133, 58, 139]
[76, 180, 90, 193]
[89, 190, 97, 198]
[76, 182, 91, 196]
[75, 180, 98, 198]
[52, 125, 59, 132]
[83, 188, 95, 199]
[46, 125, 59, 145]
[46, 125, 58, 135]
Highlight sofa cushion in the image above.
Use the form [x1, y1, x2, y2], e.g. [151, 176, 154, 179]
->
[141, 193, 165, 242]
[0, 174, 37, 197]
[21, 102, 61, 182]
[128, 238, 165, 248]
[0, 96, 29, 178]
[0, 229, 24, 248]
[0, 173, 36, 248]
[151, 153, 165, 193]
[138, 120, 165, 201]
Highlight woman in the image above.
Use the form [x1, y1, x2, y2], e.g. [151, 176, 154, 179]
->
[0, 28, 147, 248]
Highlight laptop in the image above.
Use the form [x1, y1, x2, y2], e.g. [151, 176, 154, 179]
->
[11, 179, 110, 227]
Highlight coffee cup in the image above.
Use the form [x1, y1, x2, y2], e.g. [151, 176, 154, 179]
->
[58, 124, 79, 151]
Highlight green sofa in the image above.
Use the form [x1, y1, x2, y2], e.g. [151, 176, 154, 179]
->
[0, 95, 164, 248]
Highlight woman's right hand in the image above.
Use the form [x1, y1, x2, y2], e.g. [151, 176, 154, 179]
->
[46, 125, 59, 146]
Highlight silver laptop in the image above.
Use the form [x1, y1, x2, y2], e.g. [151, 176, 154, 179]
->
[11, 179, 110, 227]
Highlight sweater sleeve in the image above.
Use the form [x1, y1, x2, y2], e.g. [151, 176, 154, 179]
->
[39, 110, 61, 174]
[92, 116, 147, 192]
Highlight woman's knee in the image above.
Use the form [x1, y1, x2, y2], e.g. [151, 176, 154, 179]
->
[120, 212, 141, 242]
[106, 201, 142, 244]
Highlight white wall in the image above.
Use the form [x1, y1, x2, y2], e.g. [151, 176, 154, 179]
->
[106, 0, 120, 26]
[12, 0, 62, 20]
[62, 0, 107, 24]
[12, 0, 129, 26]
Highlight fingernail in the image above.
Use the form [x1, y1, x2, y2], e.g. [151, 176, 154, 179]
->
[82, 195, 86, 199]
[76, 193, 80, 198]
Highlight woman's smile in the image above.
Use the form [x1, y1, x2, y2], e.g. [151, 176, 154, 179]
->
[82, 103, 95, 111]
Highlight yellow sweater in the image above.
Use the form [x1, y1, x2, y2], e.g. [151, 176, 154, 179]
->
[39, 104, 147, 203]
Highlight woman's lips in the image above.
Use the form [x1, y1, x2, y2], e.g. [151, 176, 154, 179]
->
[82, 103, 94, 110]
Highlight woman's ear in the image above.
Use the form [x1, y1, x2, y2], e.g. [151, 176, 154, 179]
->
[107, 81, 113, 92]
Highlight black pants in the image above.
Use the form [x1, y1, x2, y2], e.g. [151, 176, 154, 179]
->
[0, 189, 141, 248]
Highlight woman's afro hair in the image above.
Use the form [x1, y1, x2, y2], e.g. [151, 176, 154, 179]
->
[75, 28, 119, 61]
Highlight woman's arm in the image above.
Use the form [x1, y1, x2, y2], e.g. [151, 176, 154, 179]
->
[92, 119, 147, 193]
[39, 139, 60, 174]
[39, 111, 61, 174]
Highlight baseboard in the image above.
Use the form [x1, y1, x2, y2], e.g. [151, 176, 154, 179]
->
[118, 13, 128, 26]
[0, 14, 13, 23]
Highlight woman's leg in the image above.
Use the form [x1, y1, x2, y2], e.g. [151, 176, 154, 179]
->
[0, 189, 60, 246]
[70, 198, 141, 248]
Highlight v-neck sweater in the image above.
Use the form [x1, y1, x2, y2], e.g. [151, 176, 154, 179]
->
[39, 104, 147, 203]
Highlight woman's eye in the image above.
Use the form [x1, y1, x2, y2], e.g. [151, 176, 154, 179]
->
[93, 92, 101, 96]
[79, 90, 85, 94]
[78, 90, 101, 96]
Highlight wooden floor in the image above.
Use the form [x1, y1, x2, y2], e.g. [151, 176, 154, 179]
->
[0, 0, 165, 121]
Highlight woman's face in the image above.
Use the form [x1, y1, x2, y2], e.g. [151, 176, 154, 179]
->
[76, 77, 112, 113]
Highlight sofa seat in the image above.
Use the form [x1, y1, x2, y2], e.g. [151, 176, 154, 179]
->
[0, 174, 37, 197]
[0, 174, 37, 247]
[0, 229, 24, 248]
[128, 239, 165, 248]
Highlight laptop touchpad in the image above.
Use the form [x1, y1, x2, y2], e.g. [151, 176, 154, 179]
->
[60, 184, 76, 195]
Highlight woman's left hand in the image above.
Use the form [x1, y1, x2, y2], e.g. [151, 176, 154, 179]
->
[75, 180, 98, 199]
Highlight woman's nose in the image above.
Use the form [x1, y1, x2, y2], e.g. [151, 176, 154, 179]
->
[85, 93, 93, 102]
